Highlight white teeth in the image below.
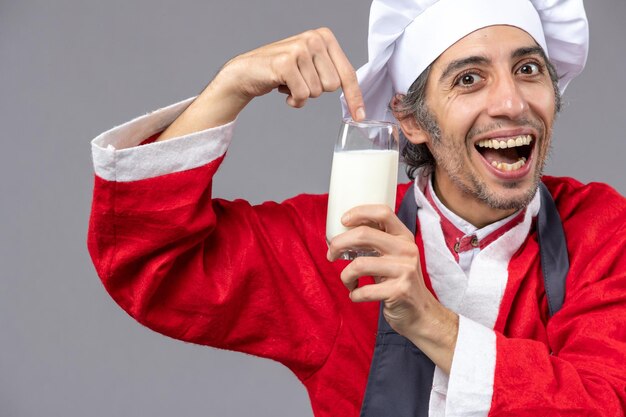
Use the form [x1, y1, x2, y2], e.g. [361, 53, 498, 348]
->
[476, 135, 533, 149]
[491, 157, 527, 171]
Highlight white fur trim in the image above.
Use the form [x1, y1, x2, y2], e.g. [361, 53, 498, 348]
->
[91, 97, 236, 182]
[414, 179, 468, 311]
[445, 315, 496, 416]
[457, 192, 540, 328]
[413, 176, 541, 415]
[429, 366, 450, 417]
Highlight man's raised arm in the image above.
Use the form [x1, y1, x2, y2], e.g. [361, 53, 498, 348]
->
[156, 27, 365, 142]
[87, 29, 372, 387]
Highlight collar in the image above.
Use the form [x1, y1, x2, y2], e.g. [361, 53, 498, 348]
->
[413, 173, 536, 261]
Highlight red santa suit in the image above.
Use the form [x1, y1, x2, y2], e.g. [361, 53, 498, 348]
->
[88, 98, 626, 417]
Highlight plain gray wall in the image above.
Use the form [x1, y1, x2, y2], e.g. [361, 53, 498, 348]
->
[1, 1, 625, 416]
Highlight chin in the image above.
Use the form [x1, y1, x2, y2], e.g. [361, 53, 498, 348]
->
[479, 178, 539, 211]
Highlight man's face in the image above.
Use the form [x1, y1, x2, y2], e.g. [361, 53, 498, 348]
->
[417, 25, 556, 223]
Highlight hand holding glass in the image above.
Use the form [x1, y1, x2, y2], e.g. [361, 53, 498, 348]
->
[326, 119, 399, 260]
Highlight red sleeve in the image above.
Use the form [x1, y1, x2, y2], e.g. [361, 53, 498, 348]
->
[490, 179, 626, 416]
[87, 155, 344, 381]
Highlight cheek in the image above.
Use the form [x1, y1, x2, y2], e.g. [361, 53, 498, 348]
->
[527, 83, 557, 121]
[438, 97, 481, 141]
[528, 89, 556, 154]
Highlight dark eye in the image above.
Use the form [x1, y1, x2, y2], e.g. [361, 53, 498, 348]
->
[517, 63, 540, 75]
[456, 73, 482, 87]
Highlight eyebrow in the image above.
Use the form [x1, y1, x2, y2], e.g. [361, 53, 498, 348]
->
[439, 56, 490, 83]
[511, 45, 546, 60]
[438, 45, 547, 84]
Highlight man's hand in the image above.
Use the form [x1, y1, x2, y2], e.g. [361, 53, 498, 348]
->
[326, 204, 459, 374]
[222, 27, 364, 116]
[158, 28, 365, 142]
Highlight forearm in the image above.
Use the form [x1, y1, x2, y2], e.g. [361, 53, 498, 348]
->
[157, 66, 250, 142]
[405, 303, 459, 375]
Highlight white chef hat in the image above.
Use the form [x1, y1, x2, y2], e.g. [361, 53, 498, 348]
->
[341, 0, 589, 123]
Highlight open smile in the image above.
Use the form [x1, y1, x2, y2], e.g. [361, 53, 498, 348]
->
[474, 134, 536, 179]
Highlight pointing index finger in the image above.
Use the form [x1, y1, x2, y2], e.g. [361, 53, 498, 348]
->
[318, 28, 366, 121]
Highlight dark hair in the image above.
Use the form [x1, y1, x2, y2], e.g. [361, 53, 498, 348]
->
[392, 51, 562, 180]
[391, 65, 438, 180]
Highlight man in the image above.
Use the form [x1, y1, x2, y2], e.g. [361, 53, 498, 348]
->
[88, 0, 626, 415]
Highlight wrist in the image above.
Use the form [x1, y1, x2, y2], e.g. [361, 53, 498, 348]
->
[207, 61, 255, 109]
[193, 77, 250, 124]
[156, 70, 250, 142]
[417, 303, 458, 346]
[407, 302, 459, 374]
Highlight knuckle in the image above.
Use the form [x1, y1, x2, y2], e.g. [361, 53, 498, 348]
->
[316, 26, 334, 39]
[340, 269, 352, 285]
[353, 287, 368, 302]
[305, 31, 325, 51]
[309, 86, 322, 98]
[289, 82, 309, 100]
[397, 280, 412, 298]
[401, 244, 418, 259]
[350, 257, 368, 276]
[354, 225, 370, 241]
[301, 29, 317, 40]
[401, 229, 415, 241]
[291, 41, 309, 58]
[371, 206, 391, 226]
[379, 205, 393, 217]
[323, 76, 341, 91]
[297, 86, 311, 100]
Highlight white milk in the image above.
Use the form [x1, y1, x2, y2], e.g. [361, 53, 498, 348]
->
[326, 149, 399, 241]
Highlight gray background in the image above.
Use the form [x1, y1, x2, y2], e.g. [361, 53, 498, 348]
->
[1, 1, 625, 416]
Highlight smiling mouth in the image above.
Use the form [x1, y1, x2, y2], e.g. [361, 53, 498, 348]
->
[475, 135, 534, 172]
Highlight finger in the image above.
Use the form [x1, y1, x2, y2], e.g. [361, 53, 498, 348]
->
[281, 60, 310, 108]
[342, 204, 412, 238]
[317, 28, 365, 121]
[298, 30, 340, 94]
[297, 54, 324, 98]
[328, 225, 416, 261]
[338, 255, 385, 292]
[312, 52, 341, 92]
[340, 256, 409, 292]
[326, 225, 383, 261]
[350, 277, 398, 303]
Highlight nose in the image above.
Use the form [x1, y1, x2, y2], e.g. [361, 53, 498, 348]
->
[486, 74, 528, 120]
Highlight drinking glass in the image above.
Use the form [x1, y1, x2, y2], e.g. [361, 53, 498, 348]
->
[326, 119, 400, 260]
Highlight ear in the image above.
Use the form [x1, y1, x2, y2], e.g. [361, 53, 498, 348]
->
[397, 114, 430, 145]
[390, 95, 430, 145]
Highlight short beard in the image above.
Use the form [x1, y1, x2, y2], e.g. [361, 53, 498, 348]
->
[421, 107, 551, 211]
[464, 169, 542, 210]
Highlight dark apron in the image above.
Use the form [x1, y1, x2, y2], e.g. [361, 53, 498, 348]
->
[360, 182, 569, 417]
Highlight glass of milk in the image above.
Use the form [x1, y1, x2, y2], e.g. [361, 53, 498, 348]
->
[326, 119, 399, 260]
